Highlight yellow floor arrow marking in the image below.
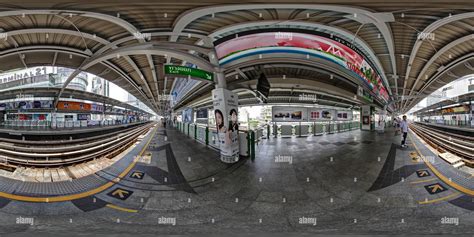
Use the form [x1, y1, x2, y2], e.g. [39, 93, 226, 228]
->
[112, 189, 129, 199]
[131, 172, 143, 179]
[427, 183, 444, 193]
[409, 133, 474, 196]
[417, 170, 429, 176]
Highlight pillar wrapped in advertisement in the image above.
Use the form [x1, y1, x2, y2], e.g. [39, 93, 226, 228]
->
[471, 104, 474, 127]
[212, 88, 239, 163]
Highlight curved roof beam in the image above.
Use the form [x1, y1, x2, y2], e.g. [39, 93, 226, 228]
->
[100, 60, 150, 98]
[419, 53, 474, 94]
[3, 28, 110, 46]
[404, 53, 474, 110]
[171, 4, 397, 96]
[199, 20, 391, 96]
[1, 28, 157, 104]
[0, 45, 152, 108]
[82, 45, 216, 72]
[402, 34, 473, 111]
[98, 32, 213, 53]
[0, 10, 159, 110]
[401, 12, 474, 99]
[0, 10, 138, 36]
[0, 45, 92, 58]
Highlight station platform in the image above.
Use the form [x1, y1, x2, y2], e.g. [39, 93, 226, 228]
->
[0, 126, 471, 235]
[415, 122, 474, 134]
[0, 124, 157, 199]
[408, 131, 473, 192]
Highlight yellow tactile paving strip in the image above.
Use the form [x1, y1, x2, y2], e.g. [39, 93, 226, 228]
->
[106, 204, 139, 213]
[409, 133, 474, 196]
[418, 192, 461, 205]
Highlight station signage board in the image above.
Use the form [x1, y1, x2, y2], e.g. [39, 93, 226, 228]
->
[0, 66, 54, 84]
[164, 65, 214, 82]
[357, 86, 374, 103]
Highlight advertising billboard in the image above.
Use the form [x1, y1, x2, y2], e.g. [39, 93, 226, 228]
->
[441, 105, 470, 114]
[272, 106, 308, 122]
[215, 31, 389, 103]
[308, 109, 336, 121]
[336, 111, 353, 121]
[8, 100, 52, 110]
[471, 105, 474, 126]
[196, 108, 208, 119]
[182, 108, 194, 123]
[77, 114, 91, 121]
[57, 101, 91, 111]
[273, 107, 351, 122]
[170, 76, 200, 108]
[17, 101, 33, 110]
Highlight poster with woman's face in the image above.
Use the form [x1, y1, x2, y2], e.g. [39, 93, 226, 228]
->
[214, 109, 226, 133]
[228, 109, 238, 132]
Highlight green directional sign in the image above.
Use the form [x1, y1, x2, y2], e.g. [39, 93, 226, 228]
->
[164, 65, 214, 82]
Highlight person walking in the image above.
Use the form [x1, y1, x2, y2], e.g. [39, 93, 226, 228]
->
[400, 115, 409, 148]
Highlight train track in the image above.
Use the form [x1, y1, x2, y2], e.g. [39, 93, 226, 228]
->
[0, 122, 156, 167]
[410, 123, 474, 162]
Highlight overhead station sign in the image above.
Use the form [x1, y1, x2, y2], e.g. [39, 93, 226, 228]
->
[214, 30, 390, 103]
[357, 86, 374, 103]
[164, 65, 214, 82]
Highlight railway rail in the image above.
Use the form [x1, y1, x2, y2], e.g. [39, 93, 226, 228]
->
[410, 123, 474, 162]
[0, 122, 156, 167]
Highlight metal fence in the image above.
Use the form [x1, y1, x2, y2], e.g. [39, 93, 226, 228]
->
[174, 122, 256, 160]
[0, 120, 146, 130]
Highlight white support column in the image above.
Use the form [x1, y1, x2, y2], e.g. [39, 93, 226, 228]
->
[215, 70, 227, 89]
[208, 50, 227, 89]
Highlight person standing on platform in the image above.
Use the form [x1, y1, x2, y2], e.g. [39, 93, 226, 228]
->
[400, 115, 409, 148]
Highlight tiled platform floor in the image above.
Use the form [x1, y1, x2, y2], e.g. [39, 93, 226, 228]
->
[0, 127, 471, 235]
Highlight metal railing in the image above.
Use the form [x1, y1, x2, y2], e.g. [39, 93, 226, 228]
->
[422, 119, 473, 128]
[174, 122, 256, 160]
[0, 120, 148, 130]
[269, 121, 360, 137]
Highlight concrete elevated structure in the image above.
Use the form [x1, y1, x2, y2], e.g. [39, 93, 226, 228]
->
[0, 0, 472, 236]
